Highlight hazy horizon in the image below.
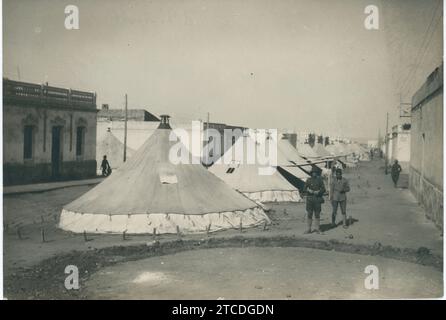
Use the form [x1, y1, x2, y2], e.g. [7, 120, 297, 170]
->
[3, 0, 443, 141]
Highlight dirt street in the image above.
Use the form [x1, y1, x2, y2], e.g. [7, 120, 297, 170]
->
[2, 159, 443, 299]
[84, 247, 442, 299]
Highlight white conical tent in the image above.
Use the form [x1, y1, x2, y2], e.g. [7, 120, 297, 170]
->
[60, 118, 270, 234]
[326, 143, 349, 157]
[325, 143, 350, 168]
[96, 130, 136, 170]
[296, 143, 321, 159]
[264, 137, 314, 191]
[296, 142, 326, 169]
[331, 143, 358, 168]
[348, 143, 370, 161]
[337, 143, 354, 156]
[209, 132, 303, 203]
[277, 138, 314, 166]
[276, 138, 326, 180]
[312, 143, 333, 159]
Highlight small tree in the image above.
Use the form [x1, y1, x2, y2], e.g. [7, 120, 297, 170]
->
[317, 135, 324, 144]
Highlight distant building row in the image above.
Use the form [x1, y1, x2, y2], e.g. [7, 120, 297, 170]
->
[381, 64, 443, 229]
[2, 81, 246, 184]
[2, 79, 97, 185]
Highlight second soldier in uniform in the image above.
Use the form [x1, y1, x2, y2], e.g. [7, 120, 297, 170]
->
[303, 167, 326, 234]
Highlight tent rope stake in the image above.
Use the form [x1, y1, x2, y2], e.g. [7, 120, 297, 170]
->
[41, 228, 46, 243]
[206, 223, 211, 236]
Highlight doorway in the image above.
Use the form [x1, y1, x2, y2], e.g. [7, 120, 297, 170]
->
[51, 126, 63, 178]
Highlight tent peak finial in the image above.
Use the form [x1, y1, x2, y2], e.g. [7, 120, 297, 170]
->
[159, 114, 171, 129]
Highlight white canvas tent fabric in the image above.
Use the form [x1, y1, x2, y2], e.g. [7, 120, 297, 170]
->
[325, 143, 351, 168]
[334, 143, 358, 168]
[209, 133, 302, 203]
[60, 120, 270, 234]
[296, 143, 326, 169]
[325, 143, 350, 157]
[312, 143, 333, 159]
[296, 143, 320, 159]
[277, 138, 315, 166]
[96, 131, 136, 170]
[347, 143, 370, 161]
[277, 138, 329, 175]
[279, 165, 309, 180]
[97, 121, 160, 151]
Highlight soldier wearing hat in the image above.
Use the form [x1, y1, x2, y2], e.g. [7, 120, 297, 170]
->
[303, 167, 326, 234]
[391, 159, 402, 188]
[329, 168, 350, 228]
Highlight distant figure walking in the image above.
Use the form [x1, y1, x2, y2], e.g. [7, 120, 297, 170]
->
[329, 168, 350, 228]
[101, 155, 111, 176]
[391, 160, 402, 188]
[327, 166, 336, 200]
[303, 168, 326, 234]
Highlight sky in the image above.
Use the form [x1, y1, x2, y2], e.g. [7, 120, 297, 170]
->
[2, 0, 443, 140]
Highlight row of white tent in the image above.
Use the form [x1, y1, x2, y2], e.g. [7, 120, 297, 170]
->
[61, 117, 369, 235]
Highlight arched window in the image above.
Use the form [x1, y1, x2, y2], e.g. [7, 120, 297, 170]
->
[22, 114, 38, 161]
[23, 126, 35, 160]
[75, 117, 87, 158]
[76, 126, 85, 157]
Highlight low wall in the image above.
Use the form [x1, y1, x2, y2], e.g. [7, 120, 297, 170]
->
[3, 160, 97, 185]
[409, 167, 443, 229]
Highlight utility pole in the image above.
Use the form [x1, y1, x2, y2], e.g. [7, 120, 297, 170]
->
[123, 94, 128, 162]
[205, 112, 210, 166]
[206, 112, 210, 131]
[384, 112, 389, 175]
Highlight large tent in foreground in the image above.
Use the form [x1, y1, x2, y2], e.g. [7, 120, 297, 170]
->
[60, 116, 270, 234]
[209, 131, 310, 202]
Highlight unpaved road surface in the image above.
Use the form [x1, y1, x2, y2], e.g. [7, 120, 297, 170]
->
[3, 159, 443, 299]
[84, 247, 442, 299]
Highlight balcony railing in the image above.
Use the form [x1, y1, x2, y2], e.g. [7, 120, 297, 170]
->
[3, 78, 97, 109]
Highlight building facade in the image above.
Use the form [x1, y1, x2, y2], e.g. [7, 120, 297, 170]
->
[383, 132, 393, 165]
[97, 109, 246, 169]
[98, 105, 160, 122]
[409, 64, 443, 229]
[390, 124, 411, 172]
[3, 79, 97, 185]
[97, 110, 160, 171]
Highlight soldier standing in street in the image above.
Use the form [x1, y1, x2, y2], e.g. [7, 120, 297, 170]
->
[303, 167, 326, 234]
[101, 155, 111, 177]
[330, 168, 351, 228]
[391, 160, 402, 188]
